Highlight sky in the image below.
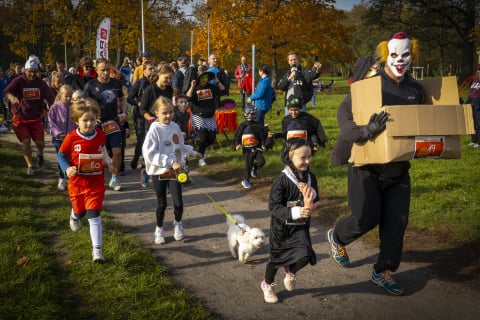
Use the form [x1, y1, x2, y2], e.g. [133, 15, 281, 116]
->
[182, 0, 362, 16]
[334, 0, 362, 11]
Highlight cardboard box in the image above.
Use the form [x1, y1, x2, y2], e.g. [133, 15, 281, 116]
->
[349, 76, 474, 165]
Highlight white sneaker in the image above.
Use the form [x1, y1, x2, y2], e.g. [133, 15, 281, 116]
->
[154, 227, 166, 244]
[198, 158, 207, 167]
[57, 178, 66, 191]
[173, 220, 184, 241]
[261, 280, 278, 304]
[70, 214, 81, 232]
[109, 177, 122, 191]
[92, 248, 105, 263]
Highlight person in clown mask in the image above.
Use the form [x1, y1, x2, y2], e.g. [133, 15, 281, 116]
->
[327, 32, 425, 296]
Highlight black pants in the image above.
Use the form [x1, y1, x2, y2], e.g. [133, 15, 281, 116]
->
[264, 256, 310, 284]
[243, 148, 265, 181]
[197, 129, 216, 155]
[470, 100, 480, 143]
[151, 176, 183, 227]
[133, 116, 146, 164]
[334, 164, 410, 273]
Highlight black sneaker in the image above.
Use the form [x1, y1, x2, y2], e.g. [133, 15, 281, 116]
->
[36, 155, 44, 167]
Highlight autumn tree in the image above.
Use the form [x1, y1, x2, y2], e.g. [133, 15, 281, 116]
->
[364, 0, 480, 82]
[0, 0, 194, 67]
[191, 0, 354, 82]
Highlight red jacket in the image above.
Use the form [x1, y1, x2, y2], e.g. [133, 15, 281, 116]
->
[234, 64, 252, 93]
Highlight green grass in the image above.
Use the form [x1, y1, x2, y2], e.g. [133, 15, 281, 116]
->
[205, 81, 480, 242]
[1, 78, 479, 317]
[0, 143, 214, 320]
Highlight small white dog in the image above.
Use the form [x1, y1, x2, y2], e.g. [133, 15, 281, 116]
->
[227, 214, 266, 263]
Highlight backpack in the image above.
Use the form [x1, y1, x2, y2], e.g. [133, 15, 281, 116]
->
[271, 85, 277, 103]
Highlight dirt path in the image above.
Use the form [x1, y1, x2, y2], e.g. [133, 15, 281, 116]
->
[2, 132, 479, 320]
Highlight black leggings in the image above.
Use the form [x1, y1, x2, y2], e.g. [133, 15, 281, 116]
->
[197, 129, 216, 155]
[151, 176, 183, 227]
[132, 116, 146, 163]
[243, 149, 265, 181]
[264, 256, 310, 284]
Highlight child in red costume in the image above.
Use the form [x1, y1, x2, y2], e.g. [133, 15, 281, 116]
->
[57, 98, 112, 263]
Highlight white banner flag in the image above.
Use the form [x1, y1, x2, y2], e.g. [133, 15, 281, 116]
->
[96, 18, 111, 60]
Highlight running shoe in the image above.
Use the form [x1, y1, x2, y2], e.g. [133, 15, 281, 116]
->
[327, 228, 350, 267]
[371, 269, 404, 295]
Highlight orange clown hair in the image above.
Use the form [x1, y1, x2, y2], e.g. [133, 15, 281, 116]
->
[375, 32, 419, 63]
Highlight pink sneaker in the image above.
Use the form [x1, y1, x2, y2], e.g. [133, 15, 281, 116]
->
[261, 280, 278, 304]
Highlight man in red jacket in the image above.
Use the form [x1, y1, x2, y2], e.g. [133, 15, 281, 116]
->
[234, 56, 252, 110]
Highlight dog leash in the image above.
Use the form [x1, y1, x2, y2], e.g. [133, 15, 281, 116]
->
[189, 177, 244, 230]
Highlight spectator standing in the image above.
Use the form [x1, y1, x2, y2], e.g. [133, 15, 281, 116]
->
[466, 65, 480, 147]
[119, 57, 133, 93]
[83, 58, 127, 191]
[247, 64, 273, 125]
[207, 54, 228, 93]
[328, 32, 425, 296]
[277, 51, 321, 113]
[71, 57, 97, 91]
[3, 55, 55, 174]
[234, 56, 252, 109]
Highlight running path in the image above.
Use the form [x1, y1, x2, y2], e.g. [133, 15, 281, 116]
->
[2, 132, 479, 320]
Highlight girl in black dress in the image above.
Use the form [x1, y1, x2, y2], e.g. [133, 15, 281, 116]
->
[261, 138, 319, 303]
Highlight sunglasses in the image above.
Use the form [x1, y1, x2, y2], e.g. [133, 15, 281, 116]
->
[84, 65, 93, 69]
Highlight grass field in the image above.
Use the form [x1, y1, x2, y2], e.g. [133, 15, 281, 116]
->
[203, 78, 480, 242]
[0, 143, 214, 319]
[1, 77, 479, 318]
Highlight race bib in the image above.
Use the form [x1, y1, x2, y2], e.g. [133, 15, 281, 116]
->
[197, 88, 213, 100]
[413, 136, 445, 159]
[242, 134, 259, 147]
[78, 153, 104, 175]
[23, 88, 41, 100]
[287, 130, 307, 141]
[101, 120, 121, 135]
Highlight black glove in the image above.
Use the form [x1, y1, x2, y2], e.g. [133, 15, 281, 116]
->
[367, 110, 388, 139]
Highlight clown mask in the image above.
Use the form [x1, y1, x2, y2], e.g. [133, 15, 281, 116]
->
[387, 37, 412, 78]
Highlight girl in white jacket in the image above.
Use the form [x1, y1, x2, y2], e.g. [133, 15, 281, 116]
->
[142, 96, 203, 244]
